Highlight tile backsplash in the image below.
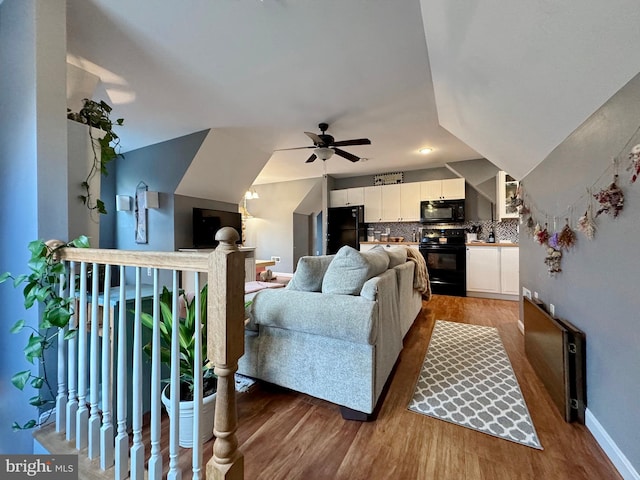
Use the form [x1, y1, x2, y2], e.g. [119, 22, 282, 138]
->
[371, 218, 519, 243]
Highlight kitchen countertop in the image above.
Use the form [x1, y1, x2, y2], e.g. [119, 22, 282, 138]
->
[360, 241, 420, 246]
[466, 242, 519, 247]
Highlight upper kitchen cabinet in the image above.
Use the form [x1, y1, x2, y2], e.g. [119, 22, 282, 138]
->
[496, 171, 519, 220]
[399, 182, 421, 221]
[420, 178, 465, 201]
[329, 187, 365, 207]
[364, 186, 383, 223]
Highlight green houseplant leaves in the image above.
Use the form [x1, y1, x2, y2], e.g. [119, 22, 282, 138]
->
[1, 236, 90, 430]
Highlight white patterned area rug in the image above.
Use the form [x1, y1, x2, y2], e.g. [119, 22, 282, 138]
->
[408, 320, 542, 450]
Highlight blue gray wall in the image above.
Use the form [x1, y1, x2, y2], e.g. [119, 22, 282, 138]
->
[0, 0, 67, 454]
[520, 73, 640, 474]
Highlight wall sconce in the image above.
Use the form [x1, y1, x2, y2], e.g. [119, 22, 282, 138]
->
[116, 195, 131, 211]
[141, 190, 159, 209]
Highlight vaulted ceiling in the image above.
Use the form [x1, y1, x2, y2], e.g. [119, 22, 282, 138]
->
[66, 0, 640, 194]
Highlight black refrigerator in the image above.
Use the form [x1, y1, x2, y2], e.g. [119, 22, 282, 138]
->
[327, 206, 366, 254]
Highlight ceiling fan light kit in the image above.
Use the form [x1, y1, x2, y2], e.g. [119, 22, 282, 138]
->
[314, 147, 334, 161]
[277, 123, 371, 164]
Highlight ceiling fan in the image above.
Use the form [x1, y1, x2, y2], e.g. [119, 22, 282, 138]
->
[278, 123, 371, 163]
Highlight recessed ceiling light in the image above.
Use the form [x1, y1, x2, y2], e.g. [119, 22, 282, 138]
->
[419, 147, 433, 155]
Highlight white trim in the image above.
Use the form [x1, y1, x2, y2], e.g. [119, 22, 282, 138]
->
[517, 319, 525, 335]
[586, 408, 639, 480]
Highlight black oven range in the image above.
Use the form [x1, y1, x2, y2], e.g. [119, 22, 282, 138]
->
[419, 228, 466, 297]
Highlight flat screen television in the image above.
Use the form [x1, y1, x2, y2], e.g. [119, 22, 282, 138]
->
[192, 208, 242, 248]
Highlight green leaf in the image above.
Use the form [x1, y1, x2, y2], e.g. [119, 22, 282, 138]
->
[29, 395, 46, 407]
[13, 274, 28, 287]
[24, 334, 45, 363]
[12, 370, 31, 390]
[30, 376, 44, 389]
[0, 271, 10, 283]
[64, 329, 77, 340]
[10, 319, 25, 333]
[21, 420, 37, 430]
[46, 305, 71, 328]
[97, 199, 107, 215]
[71, 235, 90, 248]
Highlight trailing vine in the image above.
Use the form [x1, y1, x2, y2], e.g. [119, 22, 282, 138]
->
[67, 99, 124, 216]
[0, 236, 90, 430]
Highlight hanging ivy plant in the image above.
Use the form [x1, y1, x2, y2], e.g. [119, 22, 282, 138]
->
[0, 236, 90, 430]
[67, 99, 124, 215]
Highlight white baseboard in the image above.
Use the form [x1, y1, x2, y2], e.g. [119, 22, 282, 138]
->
[517, 319, 524, 335]
[586, 408, 639, 480]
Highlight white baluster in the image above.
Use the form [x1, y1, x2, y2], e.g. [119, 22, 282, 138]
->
[114, 267, 129, 480]
[100, 264, 114, 469]
[56, 266, 68, 433]
[192, 272, 203, 480]
[148, 268, 162, 480]
[130, 267, 145, 479]
[88, 263, 100, 458]
[167, 270, 181, 480]
[76, 262, 89, 450]
[66, 262, 78, 442]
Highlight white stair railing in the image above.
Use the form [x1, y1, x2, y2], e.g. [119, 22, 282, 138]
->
[43, 227, 245, 480]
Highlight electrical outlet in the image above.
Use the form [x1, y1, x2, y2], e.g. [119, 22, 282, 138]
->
[534, 291, 539, 300]
[522, 287, 532, 300]
[271, 256, 281, 263]
[549, 304, 555, 317]
[147, 267, 152, 277]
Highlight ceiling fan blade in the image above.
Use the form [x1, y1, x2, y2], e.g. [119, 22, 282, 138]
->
[331, 138, 371, 147]
[304, 132, 324, 145]
[333, 148, 360, 163]
[305, 153, 317, 163]
[274, 146, 315, 151]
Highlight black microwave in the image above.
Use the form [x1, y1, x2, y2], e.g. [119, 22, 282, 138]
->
[420, 199, 465, 224]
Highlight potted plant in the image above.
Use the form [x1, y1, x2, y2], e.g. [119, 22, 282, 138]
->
[67, 98, 124, 215]
[0, 236, 90, 430]
[140, 285, 217, 448]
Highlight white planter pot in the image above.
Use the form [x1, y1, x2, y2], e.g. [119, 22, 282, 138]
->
[161, 384, 216, 448]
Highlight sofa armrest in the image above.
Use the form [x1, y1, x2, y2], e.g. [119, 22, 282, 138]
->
[250, 288, 378, 345]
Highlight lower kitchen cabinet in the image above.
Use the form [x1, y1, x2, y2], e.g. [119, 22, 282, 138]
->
[466, 245, 519, 300]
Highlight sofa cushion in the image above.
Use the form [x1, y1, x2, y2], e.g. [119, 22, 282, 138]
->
[386, 246, 408, 268]
[371, 244, 408, 268]
[322, 245, 389, 295]
[286, 254, 335, 292]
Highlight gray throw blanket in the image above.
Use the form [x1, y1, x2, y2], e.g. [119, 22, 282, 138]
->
[406, 247, 431, 301]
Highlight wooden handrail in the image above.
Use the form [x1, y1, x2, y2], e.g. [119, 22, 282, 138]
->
[58, 247, 211, 272]
[53, 228, 246, 480]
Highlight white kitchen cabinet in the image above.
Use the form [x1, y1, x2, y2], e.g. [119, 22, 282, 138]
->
[466, 247, 500, 293]
[497, 171, 519, 220]
[381, 184, 402, 221]
[365, 183, 421, 222]
[466, 245, 519, 299]
[500, 246, 520, 295]
[420, 178, 465, 200]
[329, 187, 365, 207]
[400, 182, 421, 221]
[364, 186, 383, 223]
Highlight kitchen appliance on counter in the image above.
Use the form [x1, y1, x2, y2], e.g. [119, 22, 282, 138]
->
[419, 228, 466, 297]
[327, 206, 366, 254]
[420, 199, 465, 224]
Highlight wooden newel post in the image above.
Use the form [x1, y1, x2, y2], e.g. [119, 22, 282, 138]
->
[206, 227, 245, 480]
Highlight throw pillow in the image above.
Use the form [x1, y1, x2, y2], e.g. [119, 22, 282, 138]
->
[322, 245, 389, 295]
[286, 254, 335, 292]
[386, 246, 408, 268]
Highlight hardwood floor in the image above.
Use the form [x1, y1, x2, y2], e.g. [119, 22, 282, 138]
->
[36, 295, 621, 479]
[234, 295, 621, 480]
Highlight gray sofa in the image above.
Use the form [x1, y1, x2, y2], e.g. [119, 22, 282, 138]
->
[238, 245, 424, 418]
